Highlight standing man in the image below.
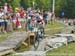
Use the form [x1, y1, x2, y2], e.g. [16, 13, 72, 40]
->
[61, 10, 65, 18]
[43, 10, 47, 25]
[47, 10, 53, 24]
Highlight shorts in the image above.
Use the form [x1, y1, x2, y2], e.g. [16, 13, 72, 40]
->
[7, 20, 11, 25]
[0, 22, 4, 26]
[12, 20, 16, 23]
[19, 18, 26, 22]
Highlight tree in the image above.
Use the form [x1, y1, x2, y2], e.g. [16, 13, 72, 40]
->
[20, 0, 31, 9]
[64, 0, 75, 18]
[55, 0, 66, 17]
[11, 0, 20, 8]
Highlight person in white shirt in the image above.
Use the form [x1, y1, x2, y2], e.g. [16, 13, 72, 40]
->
[3, 3, 8, 14]
[0, 9, 6, 33]
[0, 9, 4, 25]
[47, 11, 53, 24]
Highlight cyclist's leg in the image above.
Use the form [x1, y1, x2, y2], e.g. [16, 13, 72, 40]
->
[34, 32, 39, 50]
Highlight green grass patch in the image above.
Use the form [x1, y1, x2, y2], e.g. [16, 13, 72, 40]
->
[0, 32, 13, 43]
[46, 42, 75, 56]
[16, 44, 32, 52]
[0, 29, 25, 43]
[45, 28, 62, 35]
[45, 21, 67, 29]
[45, 21, 67, 35]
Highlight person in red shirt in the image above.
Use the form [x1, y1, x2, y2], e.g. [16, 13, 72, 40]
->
[19, 7, 26, 29]
[7, 5, 13, 13]
[19, 7, 25, 18]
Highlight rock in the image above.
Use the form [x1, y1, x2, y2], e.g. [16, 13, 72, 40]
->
[15, 51, 46, 56]
[61, 27, 75, 34]
[55, 34, 75, 42]
[0, 32, 28, 52]
[46, 37, 67, 48]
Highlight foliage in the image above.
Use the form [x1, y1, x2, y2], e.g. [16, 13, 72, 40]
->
[0, 0, 75, 18]
[64, 0, 75, 18]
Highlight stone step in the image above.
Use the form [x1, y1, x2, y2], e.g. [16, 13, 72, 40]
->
[0, 32, 28, 53]
[14, 51, 46, 56]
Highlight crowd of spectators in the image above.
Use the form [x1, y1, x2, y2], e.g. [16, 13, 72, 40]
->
[56, 17, 75, 26]
[0, 3, 54, 33]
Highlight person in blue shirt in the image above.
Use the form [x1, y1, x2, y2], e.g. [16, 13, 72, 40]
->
[61, 10, 65, 18]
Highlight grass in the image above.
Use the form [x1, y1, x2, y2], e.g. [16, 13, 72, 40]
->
[45, 21, 67, 35]
[0, 32, 13, 43]
[46, 42, 75, 56]
[0, 28, 30, 52]
[16, 44, 32, 52]
[45, 28, 62, 35]
[0, 29, 25, 43]
[45, 21, 67, 29]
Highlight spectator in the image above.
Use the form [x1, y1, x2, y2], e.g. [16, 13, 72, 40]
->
[19, 7, 26, 29]
[2, 14, 8, 33]
[3, 3, 8, 14]
[0, 8, 4, 32]
[47, 10, 53, 24]
[7, 5, 13, 13]
[43, 10, 47, 24]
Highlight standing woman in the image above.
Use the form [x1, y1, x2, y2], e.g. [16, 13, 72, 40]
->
[15, 8, 21, 29]
[11, 13, 16, 30]
[7, 5, 13, 32]
[2, 14, 8, 33]
[7, 13, 13, 32]
[19, 7, 26, 29]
